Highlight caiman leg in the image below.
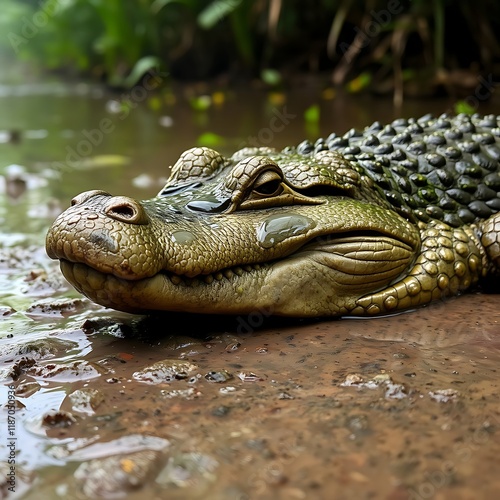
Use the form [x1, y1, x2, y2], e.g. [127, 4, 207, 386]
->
[481, 212, 500, 273]
[352, 219, 491, 315]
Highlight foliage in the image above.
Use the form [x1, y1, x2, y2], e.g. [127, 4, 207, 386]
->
[1, 0, 499, 98]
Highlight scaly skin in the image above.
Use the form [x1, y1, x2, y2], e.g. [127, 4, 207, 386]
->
[46, 113, 500, 316]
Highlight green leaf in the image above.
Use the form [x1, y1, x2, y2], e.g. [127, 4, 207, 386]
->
[151, 0, 182, 15]
[454, 100, 475, 115]
[346, 72, 372, 93]
[121, 56, 164, 88]
[304, 104, 320, 123]
[190, 95, 212, 111]
[261, 69, 282, 87]
[196, 132, 225, 147]
[198, 0, 242, 29]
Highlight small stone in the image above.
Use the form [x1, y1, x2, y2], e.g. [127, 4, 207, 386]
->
[25, 298, 85, 317]
[6, 357, 37, 380]
[27, 360, 102, 382]
[384, 382, 407, 399]
[160, 388, 200, 400]
[225, 342, 241, 352]
[0, 306, 15, 317]
[0, 338, 79, 361]
[429, 389, 459, 403]
[74, 450, 163, 497]
[82, 318, 132, 337]
[156, 452, 218, 488]
[204, 370, 233, 383]
[211, 405, 231, 417]
[393, 352, 409, 359]
[219, 386, 237, 395]
[42, 410, 76, 428]
[133, 360, 198, 384]
[15, 381, 41, 397]
[67, 388, 105, 415]
[237, 372, 264, 382]
[341, 374, 364, 386]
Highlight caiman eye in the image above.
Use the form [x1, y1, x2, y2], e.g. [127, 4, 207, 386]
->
[252, 170, 283, 197]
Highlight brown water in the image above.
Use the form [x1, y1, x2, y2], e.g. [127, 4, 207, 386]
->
[1, 81, 500, 499]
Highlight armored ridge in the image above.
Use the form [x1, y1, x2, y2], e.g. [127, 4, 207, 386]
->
[286, 113, 500, 227]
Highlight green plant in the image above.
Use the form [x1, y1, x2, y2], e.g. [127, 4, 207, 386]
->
[1, 0, 498, 98]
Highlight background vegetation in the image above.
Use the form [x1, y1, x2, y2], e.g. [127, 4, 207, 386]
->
[1, 0, 500, 103]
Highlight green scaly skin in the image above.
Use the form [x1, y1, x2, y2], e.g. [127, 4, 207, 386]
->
[46, 113, 500, 316]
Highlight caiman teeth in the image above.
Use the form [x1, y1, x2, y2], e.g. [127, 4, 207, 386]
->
[170, 275, 182, 285]
[166, 263, 266, 286]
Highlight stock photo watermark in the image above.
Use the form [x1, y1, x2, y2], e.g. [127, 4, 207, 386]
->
[339, 0, 404, 63]
[51, 69, 167, 173]
[236, 306, 275, 335]
[8, 0, 61, 53]
[5, 384, 17, 494]
[238, 106, 296, 149]
[407, 414, 498, 499]
[461, 74, 497, 111]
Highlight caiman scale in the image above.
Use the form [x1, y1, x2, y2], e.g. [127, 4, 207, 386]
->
[46, 113, 500, 316]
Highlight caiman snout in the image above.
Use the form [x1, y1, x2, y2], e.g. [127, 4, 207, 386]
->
[71, 190, 148, 225]
[46, 189, 159, 279]
[104, 196, 148, 225]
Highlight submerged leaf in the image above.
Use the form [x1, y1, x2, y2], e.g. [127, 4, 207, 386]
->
[304, 104, 320, 123]
[197, 132, 225, 147]
[78, 155, 131, 169]
[346, 72, 372, 93]
[190, 95, 212, 111]
[261, 69, 282, 86]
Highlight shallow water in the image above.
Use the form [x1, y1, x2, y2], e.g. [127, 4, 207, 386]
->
[1, 81, 500, 499]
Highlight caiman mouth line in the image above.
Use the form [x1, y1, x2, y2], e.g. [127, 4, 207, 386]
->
[60, 258, 268, 287]
[61, 230, 409, 286]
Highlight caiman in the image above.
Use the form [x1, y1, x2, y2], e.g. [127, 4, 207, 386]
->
[46, 113, 500, 317]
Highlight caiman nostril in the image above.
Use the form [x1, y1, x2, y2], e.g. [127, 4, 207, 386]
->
[104, 196, 149, 225]
[71, 190, 111, 206]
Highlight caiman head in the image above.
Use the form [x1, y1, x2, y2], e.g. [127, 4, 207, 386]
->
[46, 147, 420, 316]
